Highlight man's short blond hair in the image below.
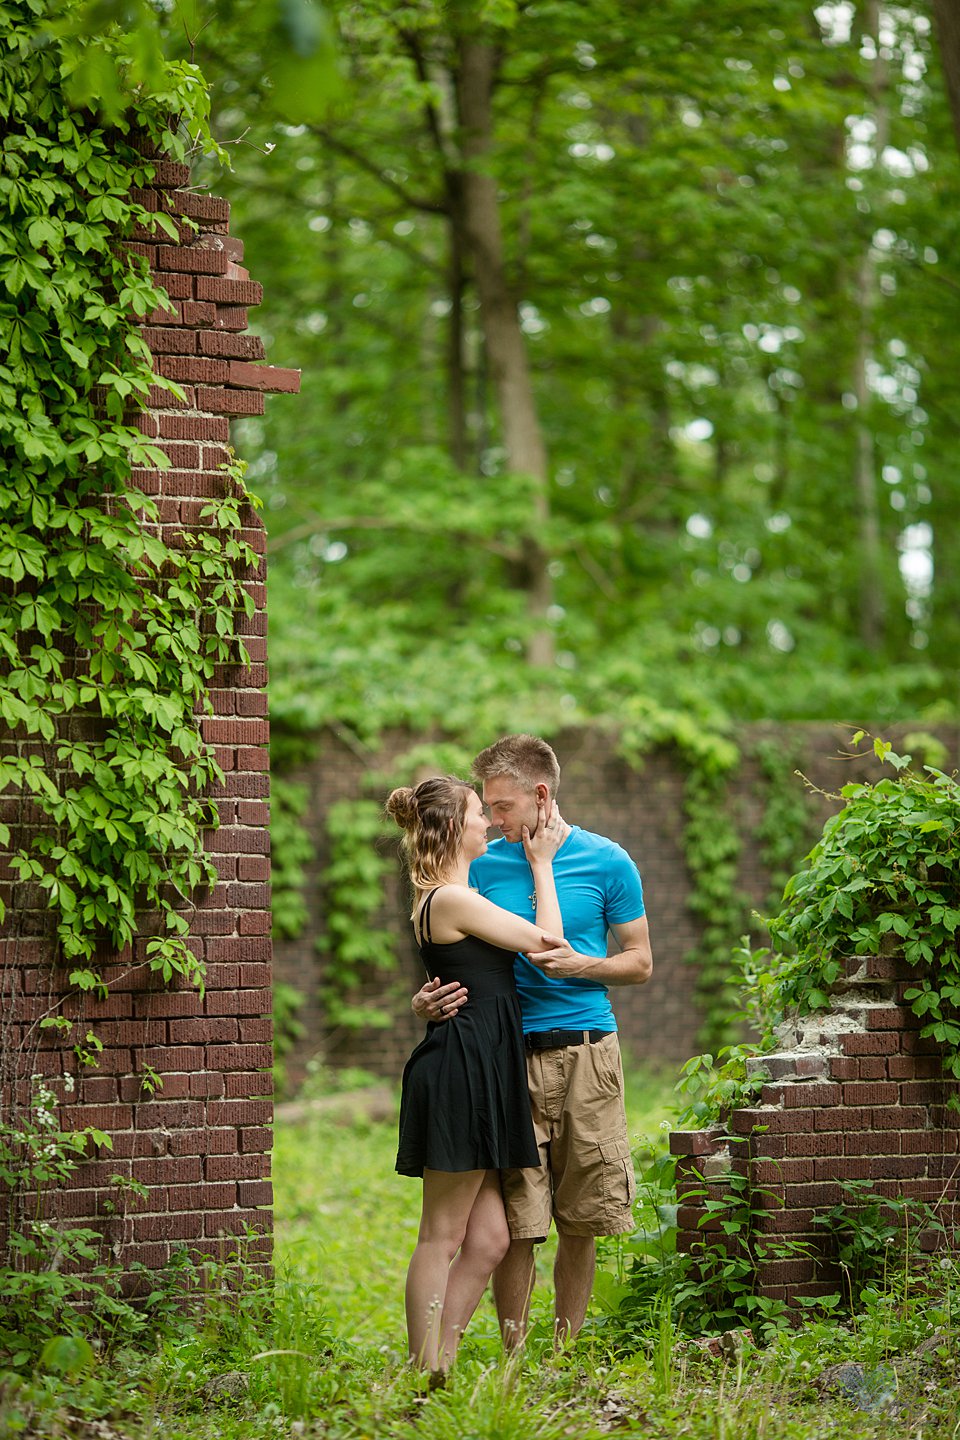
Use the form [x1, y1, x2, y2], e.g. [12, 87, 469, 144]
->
[472, 734, 561, 798]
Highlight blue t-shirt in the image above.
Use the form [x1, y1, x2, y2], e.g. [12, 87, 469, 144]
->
[468, 826, 645, 1032]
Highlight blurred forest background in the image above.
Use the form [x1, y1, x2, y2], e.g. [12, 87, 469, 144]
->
[55, 0, 960, 1072]
[170, 0, 960, 752]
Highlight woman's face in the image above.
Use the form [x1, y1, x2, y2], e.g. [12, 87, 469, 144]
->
[460, 790, 490, 862]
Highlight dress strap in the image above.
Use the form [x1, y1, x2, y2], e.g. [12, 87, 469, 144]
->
[415, 887, 441, 948]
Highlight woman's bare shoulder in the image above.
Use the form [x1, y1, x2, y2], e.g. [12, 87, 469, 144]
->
[426, 883, 477, 914]
[421, 883, 492, 930]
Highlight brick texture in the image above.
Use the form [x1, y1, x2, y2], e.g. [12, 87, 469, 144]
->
[670, 952, 960, 1305]
[0, 164, 299, 1291]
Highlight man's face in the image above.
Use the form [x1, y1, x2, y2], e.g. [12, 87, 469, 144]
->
[481, 775, 543, 844]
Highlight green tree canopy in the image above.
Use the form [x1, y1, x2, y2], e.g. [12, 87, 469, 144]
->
[68, 0, 960, 752]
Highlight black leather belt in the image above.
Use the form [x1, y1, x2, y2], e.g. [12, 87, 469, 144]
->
[524, 1029, 612, 1052]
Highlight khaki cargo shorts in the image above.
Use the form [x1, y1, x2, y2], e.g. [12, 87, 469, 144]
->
[501, 1031, 636, 1240]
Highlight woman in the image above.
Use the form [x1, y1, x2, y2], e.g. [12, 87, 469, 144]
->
[386, 776, 565, 1378]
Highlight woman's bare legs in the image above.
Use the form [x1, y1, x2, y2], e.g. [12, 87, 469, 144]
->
[405, 1168, 486, 1372]
[435, 1171, 510, 1369]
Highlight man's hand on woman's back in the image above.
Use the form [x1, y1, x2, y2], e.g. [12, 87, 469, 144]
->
[412, 976, 469, 1023]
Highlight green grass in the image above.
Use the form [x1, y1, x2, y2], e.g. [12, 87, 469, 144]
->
[275, 1104, 415, 1348]
[272, 1064, 679, 1353]
[3, 1069, 960, 1438]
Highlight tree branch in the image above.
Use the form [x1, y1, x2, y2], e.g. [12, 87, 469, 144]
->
[305, 127, 448, 215]
[572, 543, 619, 601]
[234, 178, 446, 279]
[267, 512, 521, 563]
[395, 24, 455, 168]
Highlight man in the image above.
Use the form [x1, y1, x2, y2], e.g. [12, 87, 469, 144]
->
[412, 733, 653, 1345]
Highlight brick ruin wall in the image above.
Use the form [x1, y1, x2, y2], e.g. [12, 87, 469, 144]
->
[275, 723, 960, 1090]
[0, 155, 298, 1285]
[670, 953, 960, 1302]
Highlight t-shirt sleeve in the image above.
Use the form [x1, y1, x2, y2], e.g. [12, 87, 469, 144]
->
[606, 844, 645, 923]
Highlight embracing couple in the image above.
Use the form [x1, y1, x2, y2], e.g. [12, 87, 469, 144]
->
[386, 734, 653, 1379]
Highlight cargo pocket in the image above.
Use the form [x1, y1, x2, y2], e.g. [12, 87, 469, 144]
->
[589, 1032, 624, 1094]
[599, 1136, 635, 1217]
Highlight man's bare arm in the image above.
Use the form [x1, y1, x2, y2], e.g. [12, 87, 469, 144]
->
[526, 915, 653, 985]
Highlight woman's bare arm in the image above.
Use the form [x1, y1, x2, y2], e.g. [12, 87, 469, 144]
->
[427, 884, 562, 953]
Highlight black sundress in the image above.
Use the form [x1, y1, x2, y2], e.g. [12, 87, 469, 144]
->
[395, 887, 539, 1177]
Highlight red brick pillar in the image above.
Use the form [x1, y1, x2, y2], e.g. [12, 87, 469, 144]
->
[0, 158, 298, 1286]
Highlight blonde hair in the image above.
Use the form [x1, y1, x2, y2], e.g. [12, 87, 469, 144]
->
[385, 776, 474, 894]
[472, 733, 560, 798]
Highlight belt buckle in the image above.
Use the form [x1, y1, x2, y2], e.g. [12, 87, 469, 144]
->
[526, 1029, 561, 1051]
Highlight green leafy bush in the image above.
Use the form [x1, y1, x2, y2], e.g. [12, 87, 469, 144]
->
[811, 1179, 948, 1304]
[0, 1077, 157, 1364]
[769, 736, 960, 1074]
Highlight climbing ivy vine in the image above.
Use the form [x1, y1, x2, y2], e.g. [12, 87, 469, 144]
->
[0, 0, 272, 1352]
[678, 734, 960, 1125]
[270, 778, 315, 944]
[320, 800, 398, 1031]
[681, 765, 752, 1051]
[0, 0, 247, 1012]
[753, 735, 821, 913]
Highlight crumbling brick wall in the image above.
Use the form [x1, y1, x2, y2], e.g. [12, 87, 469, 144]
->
[0, 155, 298, 1285]
[670, 953, 960, 1304]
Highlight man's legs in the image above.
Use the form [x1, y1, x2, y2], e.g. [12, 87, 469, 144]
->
[495, 1037, 634, 1348]
[516, 1036, 633, 1345]
[493, 1232, 596, 1346]
[554, 1232, 596, 1341]
[492, 1237, 536, 1348]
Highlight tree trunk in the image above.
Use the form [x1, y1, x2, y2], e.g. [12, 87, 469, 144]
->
[852, 0, 888, 654]
[445, 173, 469, 470]
[455, 37, 554, 667]
[851, 260, 885, 652]
[933, 0, 960, 158]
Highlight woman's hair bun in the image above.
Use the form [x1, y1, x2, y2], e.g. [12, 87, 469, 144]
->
[386, 786, 418, 829]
